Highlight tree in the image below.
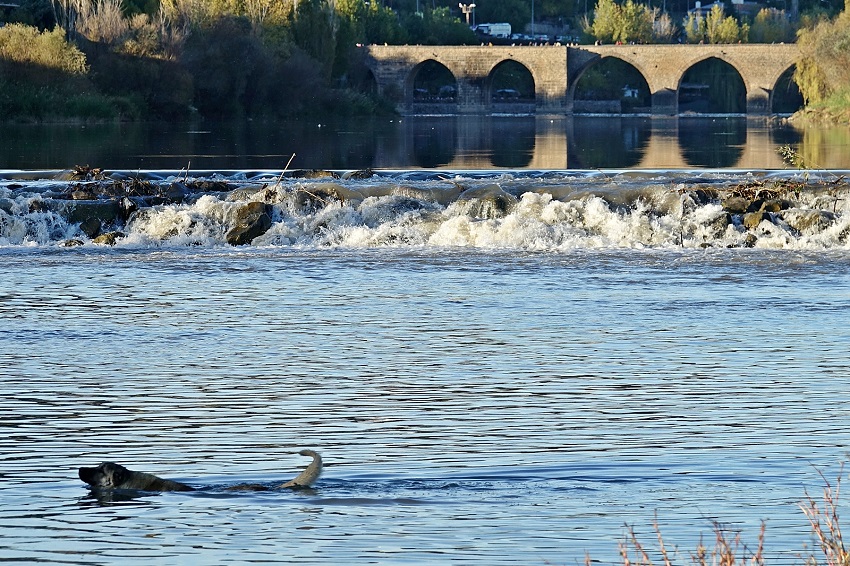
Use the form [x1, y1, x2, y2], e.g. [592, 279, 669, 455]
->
[590, 0, 653, 43]
[682, 12, 703, 43]
[618, 0, 652, 42]
[749, 8, 795, 43]
[76, 0, 129, 45]
[590, 0, 618, 42]
[403, 7, 476, 45]
[705, 4, 748, 43]
[0, 23, 87, 73]
[795, 9, 850, 104]
[683, 4, 747, 43]
[290, 0, 338, 78]
[181, 16, 262, 117]
[538, 0, 576, 23]
[9, 0, 56, 30]
[363, 2, 407, 44]
[652, 10, 677, 43]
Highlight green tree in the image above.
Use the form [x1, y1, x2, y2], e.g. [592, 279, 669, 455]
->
[0, 24, 131, 121]
[363, 2, 407, 44]
[705, 4, 748, 43]
[590, 0, 619, 42]
[795, 8, 850, 104]
[618, 0, 652, 42]
[0, 24, 87, 72]
[683, 4, 747, 43]
[8, 0, 55, 29]
[590, 0, 652, 43]
[538, 0, 576, 22]
[403, 7, 475, 44]
[335, 0, 366, 34]
[749, 8, 795, 43]
[290, 0, 338, 78]
[181, 16, 263, 117]
[682, 12, 704, 42]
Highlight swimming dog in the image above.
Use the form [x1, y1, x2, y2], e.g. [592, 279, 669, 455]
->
[78, 449, 322, 492]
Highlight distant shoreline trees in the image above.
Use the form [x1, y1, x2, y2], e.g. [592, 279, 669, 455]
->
[2, 0, 476, 121]
[1, 0, 849, 121]
[586, 0, 795, 45]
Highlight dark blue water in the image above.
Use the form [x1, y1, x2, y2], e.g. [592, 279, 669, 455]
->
[1, 246, 849, 564]
[2, 116, 849, 564]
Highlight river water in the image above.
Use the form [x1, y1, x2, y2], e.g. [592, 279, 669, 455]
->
[1, 115, 849, 170]
[1, 117, 850, 565]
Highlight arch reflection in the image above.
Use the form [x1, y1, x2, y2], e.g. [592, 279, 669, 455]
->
[678, 117, 746, 168]
[567, 117, 651, 168]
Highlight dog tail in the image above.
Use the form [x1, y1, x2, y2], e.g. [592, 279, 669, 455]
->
[280, 449, 322, 489]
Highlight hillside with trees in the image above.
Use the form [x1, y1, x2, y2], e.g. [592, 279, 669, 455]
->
[0, 0, 848, 121]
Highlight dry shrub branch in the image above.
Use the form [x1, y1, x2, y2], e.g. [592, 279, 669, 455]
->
[607, 465, 847, 566]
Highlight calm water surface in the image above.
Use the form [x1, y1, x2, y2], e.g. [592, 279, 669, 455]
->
[1, 247, 849, 564]
[2, 116, 849, 170]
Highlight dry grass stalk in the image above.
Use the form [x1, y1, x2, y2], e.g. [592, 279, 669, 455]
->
[801, 465, 849, 566]
[619, 519, 765, 566]
[619, 523, 652, 566]
[608, 465, 850, 566]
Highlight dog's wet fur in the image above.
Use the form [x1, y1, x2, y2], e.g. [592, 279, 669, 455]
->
[79, 449, 322, 492]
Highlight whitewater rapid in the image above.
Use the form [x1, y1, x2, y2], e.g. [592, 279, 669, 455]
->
[1, 169, 848, 250]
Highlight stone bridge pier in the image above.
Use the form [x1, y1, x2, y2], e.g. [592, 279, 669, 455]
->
[365, 43, 800, 116]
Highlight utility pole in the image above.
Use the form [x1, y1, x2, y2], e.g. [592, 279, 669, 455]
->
[531, 0, 535, 38]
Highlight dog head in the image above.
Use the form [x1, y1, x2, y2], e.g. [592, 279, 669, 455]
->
[79, 462, 133, 489]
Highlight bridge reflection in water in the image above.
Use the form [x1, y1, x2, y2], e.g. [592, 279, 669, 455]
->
[371, 116, 823, 170]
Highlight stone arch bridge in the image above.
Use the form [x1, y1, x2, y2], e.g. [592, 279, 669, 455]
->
[364, 43, 800, 115]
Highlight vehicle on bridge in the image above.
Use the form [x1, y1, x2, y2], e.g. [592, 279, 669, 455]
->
[474, 23, 511, 39]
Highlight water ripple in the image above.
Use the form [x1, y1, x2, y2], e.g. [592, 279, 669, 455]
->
[0, 248, 848, 564]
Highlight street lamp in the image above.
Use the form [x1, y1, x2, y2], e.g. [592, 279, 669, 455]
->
[531, 0, 535, 39]
[459, 2, 476, 27]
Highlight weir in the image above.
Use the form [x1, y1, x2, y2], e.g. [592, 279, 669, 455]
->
[364, 43, 800, 116]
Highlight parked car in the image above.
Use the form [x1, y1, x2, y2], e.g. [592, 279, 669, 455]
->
[438, 85, 457, 100]
[494, 88, 521, 101]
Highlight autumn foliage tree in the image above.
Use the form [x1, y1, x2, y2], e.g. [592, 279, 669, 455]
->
[795, 6, 850, 105]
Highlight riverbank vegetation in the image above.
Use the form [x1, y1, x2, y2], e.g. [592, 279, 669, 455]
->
[792, 3, 850, 124]
[1, 0, 849, 121]
[1, 0, 475, 122]
[0, 24, 124, 121]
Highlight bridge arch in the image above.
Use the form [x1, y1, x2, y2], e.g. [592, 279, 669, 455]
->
[569, 56, 651, 114]
[486, 59, 535, 108]
[702, 47, 799, 114]
[771, 65, 804, 114]
[408, 59, 458, 106]
[678, 56, 747, 114]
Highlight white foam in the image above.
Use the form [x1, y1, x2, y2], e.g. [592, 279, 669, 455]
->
[2, 173, 850, 250]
